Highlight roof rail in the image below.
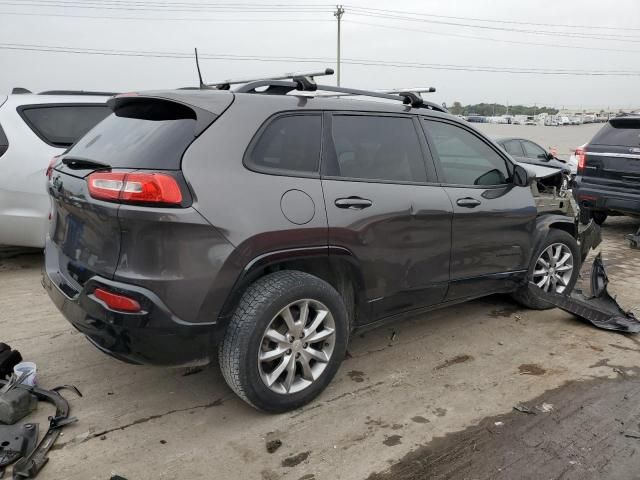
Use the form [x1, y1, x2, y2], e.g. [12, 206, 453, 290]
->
[236, 79, 446, 112]
[205, 68, 335, 91]
[11, 87, 32, 94]
[38, 90, 118, 96]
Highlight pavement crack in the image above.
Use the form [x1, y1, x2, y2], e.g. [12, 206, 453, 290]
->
[52, 397, 226, 450]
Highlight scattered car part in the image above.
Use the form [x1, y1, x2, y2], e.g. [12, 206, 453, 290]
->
[0, 423, 38, 479]
[0, 380, 81, 479]
[531, 254, 640, 333]
[578, 220, 602, 262]
[627, 225, 640, 249]
[0, 346, 22, 380]
[0, 385, 38, 425]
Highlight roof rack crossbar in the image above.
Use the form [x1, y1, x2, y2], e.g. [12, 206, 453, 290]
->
[207, 68, 334, 90]
[236, 80, 445, 112]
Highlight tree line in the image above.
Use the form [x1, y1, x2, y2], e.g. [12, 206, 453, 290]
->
[448, 102, 559, 116]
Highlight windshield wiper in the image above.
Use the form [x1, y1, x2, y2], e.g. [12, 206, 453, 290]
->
[61, 157, 111, 170]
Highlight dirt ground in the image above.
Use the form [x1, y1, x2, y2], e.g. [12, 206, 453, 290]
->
[1, 216, 639, 480]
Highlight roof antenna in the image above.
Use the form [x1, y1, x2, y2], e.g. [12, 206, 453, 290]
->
[194, 48, 206, 89]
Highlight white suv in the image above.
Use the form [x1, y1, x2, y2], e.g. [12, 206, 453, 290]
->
[0, 91, 112, 248]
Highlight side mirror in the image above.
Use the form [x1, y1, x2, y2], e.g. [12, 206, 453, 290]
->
[546, 152, 555, 161]
[513, 164, 533, 187]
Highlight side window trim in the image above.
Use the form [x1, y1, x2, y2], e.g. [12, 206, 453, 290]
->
[242, 111, 323, 178]
[320, 111, 435, 185]
[17, 103, 109, 148]
[420, 117, 515, 189]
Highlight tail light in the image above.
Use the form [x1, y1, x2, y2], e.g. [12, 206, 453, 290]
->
[87, 171, 183, 205]
[94, 287, 141, 313]
[46, 156, 59, 179]
[576, 145, 586, 170]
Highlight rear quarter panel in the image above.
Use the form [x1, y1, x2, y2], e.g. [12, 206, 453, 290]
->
[180, 95, 329, 319]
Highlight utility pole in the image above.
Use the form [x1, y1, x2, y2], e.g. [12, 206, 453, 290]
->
[334, 5, 345, 86]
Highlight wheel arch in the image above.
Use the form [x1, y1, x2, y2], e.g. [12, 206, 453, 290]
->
[217, 246, 367, 332]
[529, 214, 577, 265]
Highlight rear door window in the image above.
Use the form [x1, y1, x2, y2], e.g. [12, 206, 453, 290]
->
[423, 120, 512, 186]
[66, 99, 198, 170]
[502, 140, 524, 157]
[0, 123, 8, 157]
[246, 114, 322, 175]
[325, 115, 427, 183]
[19, 104, 110, 147]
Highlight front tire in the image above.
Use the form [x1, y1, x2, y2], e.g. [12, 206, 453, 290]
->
[512, 229, 580, 310]
[219, 270, 349, 413]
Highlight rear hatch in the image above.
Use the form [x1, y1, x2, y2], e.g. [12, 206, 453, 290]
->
[582, 117, 640, 189]
[46, 92, 231, 296]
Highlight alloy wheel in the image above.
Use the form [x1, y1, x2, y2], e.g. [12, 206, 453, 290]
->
[532, 242, 574, 293]
[258, 299, 336, 394]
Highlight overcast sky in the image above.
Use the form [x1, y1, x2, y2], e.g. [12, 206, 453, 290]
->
[1, 0, 639, 109]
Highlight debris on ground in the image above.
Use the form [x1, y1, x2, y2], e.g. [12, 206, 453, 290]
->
[539, 403, 554, 413]
[531, 254, 640, 333]
[626, 225, 640, 249]
[0, 378, 82, 478]
[513, 404, 536, 415]
[623, 431, 640, 439]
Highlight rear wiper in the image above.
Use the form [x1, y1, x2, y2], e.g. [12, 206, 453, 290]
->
[61, 156, 111, 170]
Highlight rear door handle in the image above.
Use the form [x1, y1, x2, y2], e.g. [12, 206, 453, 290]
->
[456, 197, 481, 208]
[335, 197, 373, 209]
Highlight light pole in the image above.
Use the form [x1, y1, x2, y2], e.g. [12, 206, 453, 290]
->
[334, 5, 345, 86]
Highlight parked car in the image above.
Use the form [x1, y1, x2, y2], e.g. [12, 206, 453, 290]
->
[43, 81, 585, 413]
[0, 91, 112, 248]
[574, 115, 640, 225]
[494, 137, 571, 174]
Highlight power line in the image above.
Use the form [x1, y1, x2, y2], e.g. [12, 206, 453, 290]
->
[343, 4, 640, 32]
[346, 9, 640, 43]
[345, 20, 640, 55]
[0, 10, 333, 22]
[0, 0, 334, 13]
[2, 43, 640, 76]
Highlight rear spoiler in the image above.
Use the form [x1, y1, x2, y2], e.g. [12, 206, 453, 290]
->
[107, 94, 222, 137]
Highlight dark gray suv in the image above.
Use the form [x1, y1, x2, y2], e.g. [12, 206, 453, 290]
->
[43, 76, 582, 412]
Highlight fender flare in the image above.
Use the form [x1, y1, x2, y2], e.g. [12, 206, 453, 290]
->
[529, 214, 577, 265]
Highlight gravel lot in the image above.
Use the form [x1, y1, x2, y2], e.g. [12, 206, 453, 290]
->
[1, 123, 639, 480]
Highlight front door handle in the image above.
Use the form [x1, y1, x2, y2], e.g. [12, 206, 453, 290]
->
[335, 197, 373, 209]
[456, 197, 481, 208]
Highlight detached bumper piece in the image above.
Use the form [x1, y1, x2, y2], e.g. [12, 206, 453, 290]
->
[531, 254, 640, 333]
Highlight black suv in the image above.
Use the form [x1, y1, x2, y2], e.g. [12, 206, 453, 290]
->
[575, 115, 640, 225]
[43, 75, 583, 412]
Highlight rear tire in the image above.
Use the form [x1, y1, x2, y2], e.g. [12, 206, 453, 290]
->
[592, 211, 608, 226]
[512, 229, 580, 310]
[219, 270, 349, 413]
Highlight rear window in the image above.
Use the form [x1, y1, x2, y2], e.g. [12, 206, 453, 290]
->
[246, 114, 322, 175]
[19, 104, 110, 147]
[66, 99, 198, 170]
[0, 123, 7, 157]
[591, 119, 640, 147]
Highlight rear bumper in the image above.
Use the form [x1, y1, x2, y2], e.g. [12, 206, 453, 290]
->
[43, 246, 222, 366]
[574, 182, 640, 216]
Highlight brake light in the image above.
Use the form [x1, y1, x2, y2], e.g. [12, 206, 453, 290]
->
[87, 171, 183, 205]
[46, 156, 59, 178]
[576, 145, 586, 170]
[94, 288, 141, 313]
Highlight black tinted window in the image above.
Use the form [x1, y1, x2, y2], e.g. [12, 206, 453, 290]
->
[502, 140, 524, 157]
[20, 104, 110, 147]
[522, 140, 546, 158]
[0, 123, 8, 157]
[67, 99, 197, 170]
[327, 115, 426, 182]
[424, 120, 511, 186]
[248, 115, 321, 174]
[591, 119, 640, 147]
